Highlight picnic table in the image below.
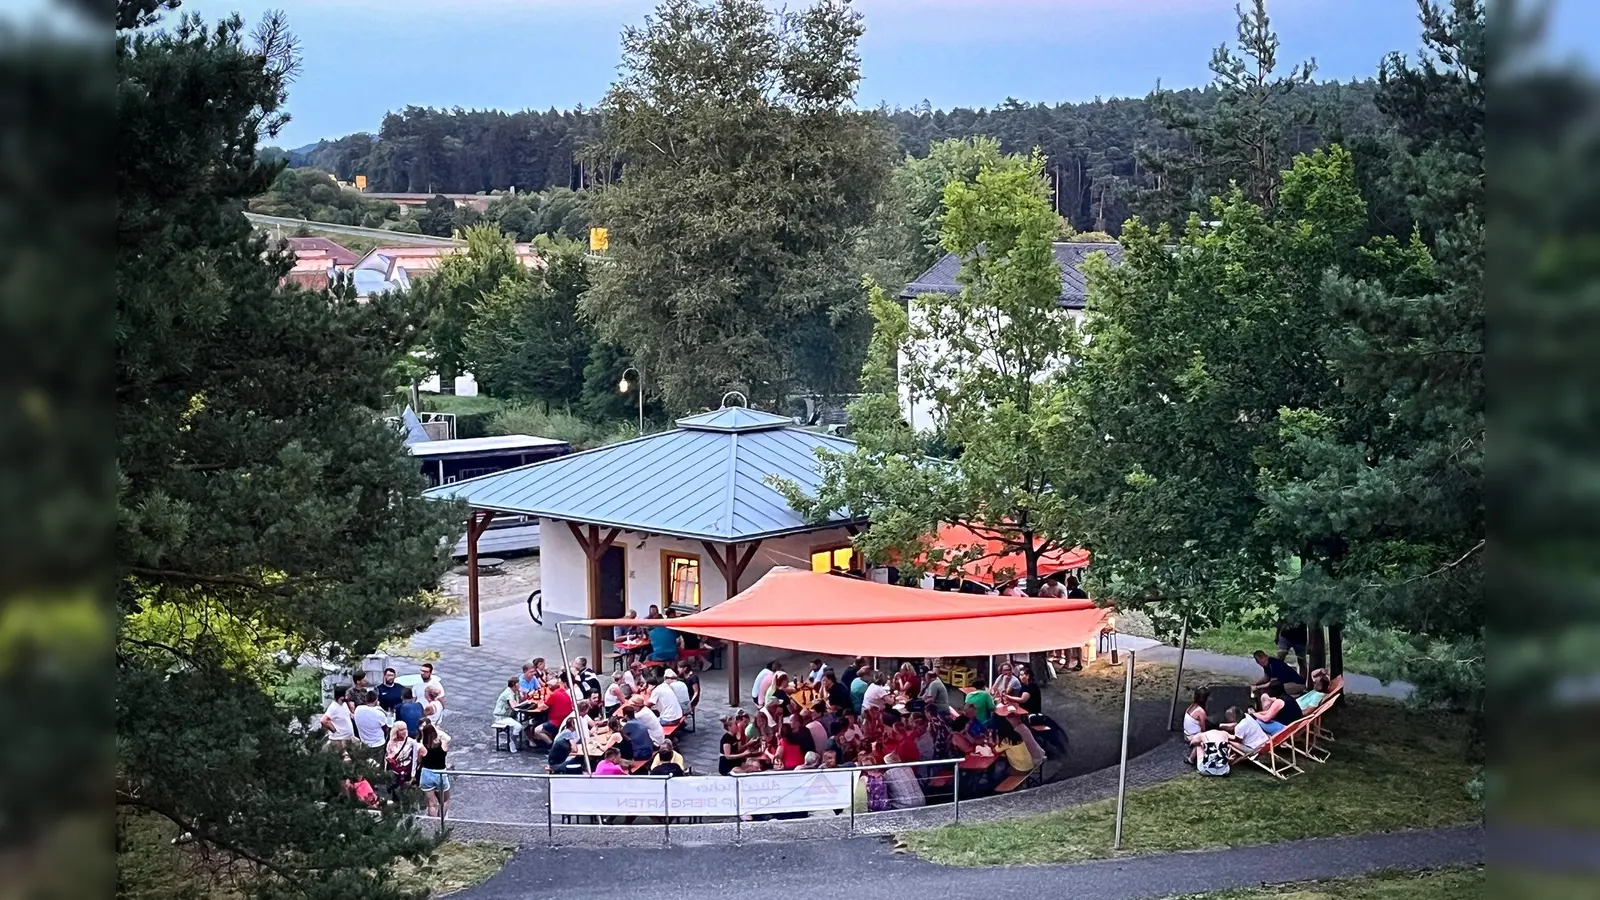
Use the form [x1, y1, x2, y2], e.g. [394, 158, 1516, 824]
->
[474, 556, 505, 574]
[958, 748, 1002, 771]
[612, 637, 650, 671]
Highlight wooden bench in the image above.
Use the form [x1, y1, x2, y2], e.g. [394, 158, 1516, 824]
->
[661, 720, 683, 740]
[993, 771, 1030, 793]
[626, 758, 650, 774]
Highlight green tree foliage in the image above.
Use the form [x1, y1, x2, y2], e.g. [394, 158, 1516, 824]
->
[892, 136, 1007, 274]
[1258, 0, 1483, 720]
[581, 0, 893, 412]
[463, 236, 596, 406]
[483, 188, 593, 241]
[794, 153, 1080, 591]
[417, 223, 526, 391]
[249, 166, 403, 227]
[116, 5, 457, 898]
[1072, 147, 1426, 636]
[1140, 0, 1320, 225]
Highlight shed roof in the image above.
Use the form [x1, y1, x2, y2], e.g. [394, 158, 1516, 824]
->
[424, 407, 860, 541]
[407, 434, 571, 458]
[900, 241, 1123, 310]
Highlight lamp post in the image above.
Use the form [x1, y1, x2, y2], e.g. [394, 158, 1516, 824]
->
[618, 366, 644, 435]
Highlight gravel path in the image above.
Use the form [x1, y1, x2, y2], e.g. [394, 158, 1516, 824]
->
[455, 826, 1483, 900]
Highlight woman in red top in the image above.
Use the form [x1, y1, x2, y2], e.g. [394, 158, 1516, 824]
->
[892, 662, 920, 697]
[777, 721, 807, 770]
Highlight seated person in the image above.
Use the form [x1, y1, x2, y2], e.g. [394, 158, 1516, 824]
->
[648, 674, 684, 726]
[1297, 669, 1333, 709]
[618, 709, 655, 761]
[545, 721, 586, 774]
[649, 739, 686, 776]
[1251, 681, 1303, 735]
[516, 663, 543, 701]
[964, 679, 997, 727]
[880, 752, 926, 809]
[594, 746, 628, 775]
[492, 677, 524, 750]
[719, 713, 757, 775]
[1251, 650, 1305, 692]
[1222, 705, 1271, 754]
[528, 675, 574, 747]
[647, 621, 681, 662]
[996, 724, 1036, 779]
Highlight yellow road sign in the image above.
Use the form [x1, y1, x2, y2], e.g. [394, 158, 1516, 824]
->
[589, 227, 609, 252]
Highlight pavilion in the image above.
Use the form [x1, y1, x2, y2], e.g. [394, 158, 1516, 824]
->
[425, 406, 869, 704]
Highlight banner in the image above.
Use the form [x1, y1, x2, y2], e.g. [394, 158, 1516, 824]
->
[547, 770, 855, 818]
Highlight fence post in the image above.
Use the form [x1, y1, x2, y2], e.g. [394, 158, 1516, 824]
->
[952, 759, 961, 824]
[662, 778, 671, 849]
[545, 777, 554, 847]
[848, 774, 856, 836]
[734, 776, 742, 845]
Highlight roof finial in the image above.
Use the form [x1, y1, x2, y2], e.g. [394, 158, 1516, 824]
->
[719, 390, 748, 409]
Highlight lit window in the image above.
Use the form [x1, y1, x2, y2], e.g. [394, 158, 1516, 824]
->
[810, 546, 854, 573]
[664, 554, 700, 608]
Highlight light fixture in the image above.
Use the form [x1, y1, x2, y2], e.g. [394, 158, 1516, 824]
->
[617, 377, 630, 393]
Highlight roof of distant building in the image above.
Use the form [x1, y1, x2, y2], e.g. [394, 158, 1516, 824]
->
[900, 241, 1123, 310]
[285, 236, 361, 267]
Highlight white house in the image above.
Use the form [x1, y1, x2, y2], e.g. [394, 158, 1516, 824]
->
[897, 241, 1122, 433]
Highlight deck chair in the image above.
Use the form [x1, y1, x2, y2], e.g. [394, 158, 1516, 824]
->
[1227, 718, 1310, 781]
[1292, 693, 1340, 762]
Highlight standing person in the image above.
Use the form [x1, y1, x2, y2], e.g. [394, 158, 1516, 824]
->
[1064, 576, 1089, 599]
[354, 690, 388, 749]
[416, 720, 451, 821]
[394, 687, 424, 739]
[751, 660, 780, 707]
[682, 663, 702, 714]
[921, 669, 953, 718]
[375, 668, 405, 713]
[384, 721, 420, 799]
[840, 657, 866, 690]
[1274, 621, 1308, 671]
[421, 683, 445, 726]
[416, 663, 444, 703]
[320, 686, 357, 749]
[1037, 574, 1066, 599]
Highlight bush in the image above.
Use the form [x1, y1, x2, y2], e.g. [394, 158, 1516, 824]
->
[418, 393, 507, 439]
[488, 405, 639, 450]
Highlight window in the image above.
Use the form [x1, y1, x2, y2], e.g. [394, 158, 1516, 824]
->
[810, 545, 854, 573]
[663, 552, 701, 609]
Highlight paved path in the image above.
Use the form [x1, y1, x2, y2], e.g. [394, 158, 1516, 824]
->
[455, 826, 1482, 900]
[1118, 636, 1415, 700]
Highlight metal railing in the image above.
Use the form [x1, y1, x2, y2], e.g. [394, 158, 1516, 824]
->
[433, 756, 968, 847]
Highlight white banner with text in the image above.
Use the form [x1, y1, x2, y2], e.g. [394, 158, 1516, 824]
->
[547, 770, 856, 817]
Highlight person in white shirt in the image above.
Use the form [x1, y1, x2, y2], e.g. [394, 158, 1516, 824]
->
[663, 669, 691, 710]
[353, 690, 388, 748]
[422, 683, 445, 726]
[320, 686, 357, 747]
[415, 663, 444, 704]
[1225, 706, 1270, 753]
[806, 659, 827, 685]
[633, 699, 665, 747]
[605, 672, 630, 712]
[650, 676, 684, 725]
[862, 671, 891, 712]
[751, 660, 780, 707]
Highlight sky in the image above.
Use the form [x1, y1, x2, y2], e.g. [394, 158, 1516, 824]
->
[111, 0, 1600, 149]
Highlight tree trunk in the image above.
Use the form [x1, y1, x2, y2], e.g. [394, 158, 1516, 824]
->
[1306, 619, 1326, 678]
[438, 363, 457, 396]
[1328, 623, 1344, 677]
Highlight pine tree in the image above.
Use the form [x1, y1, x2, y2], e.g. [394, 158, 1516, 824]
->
[116, 5, 457, 897]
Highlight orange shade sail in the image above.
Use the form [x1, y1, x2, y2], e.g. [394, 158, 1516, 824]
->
[586, 567, 1110, 658]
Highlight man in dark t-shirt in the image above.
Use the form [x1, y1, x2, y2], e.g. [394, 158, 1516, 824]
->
[1252, 650, 1305, 692]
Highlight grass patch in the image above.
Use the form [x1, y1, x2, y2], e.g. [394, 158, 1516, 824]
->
[1186, 622, 1384, 675]
[395, 840, 514, 897]
[1177, 866, 1482, 900]
[899, 697, 1481, 867]
[118, 811, 511, 899]
[489, 404, 640, 450]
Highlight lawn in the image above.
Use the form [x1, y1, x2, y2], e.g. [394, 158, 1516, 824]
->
[899, 697, 1481, 867]
[1175, 867, 1482, 900]
[118, 811, 512, 898]
[1185, 621, 1384, 675]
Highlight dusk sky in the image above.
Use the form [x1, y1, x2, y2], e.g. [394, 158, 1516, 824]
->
[154, 0, 1588, 149]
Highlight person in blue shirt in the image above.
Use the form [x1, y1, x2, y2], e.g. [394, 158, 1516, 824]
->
[517, 662, 542, 698]
[394, 687, 425, 738]
[648, 622, 681, 662]
[1251, 650, 1305, 694]
[375, 667, 405, 713]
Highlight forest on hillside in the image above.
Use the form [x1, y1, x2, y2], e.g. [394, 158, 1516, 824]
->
[277, 79, 1384, 236]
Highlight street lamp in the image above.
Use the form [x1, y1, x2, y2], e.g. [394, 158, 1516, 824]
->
[618, 366, 644, 435]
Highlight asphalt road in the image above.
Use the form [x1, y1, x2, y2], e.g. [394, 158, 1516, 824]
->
[456, 826, 1483, 900]
[244, 212, 462, 246]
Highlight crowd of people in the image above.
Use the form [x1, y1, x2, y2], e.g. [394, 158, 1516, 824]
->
[1181, 645, 1337, 776]
[319, 663, 455, 819]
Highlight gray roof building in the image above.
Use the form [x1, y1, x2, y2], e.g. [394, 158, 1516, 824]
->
[900, 241, 1123, 310]
[424, 406, 863, 542]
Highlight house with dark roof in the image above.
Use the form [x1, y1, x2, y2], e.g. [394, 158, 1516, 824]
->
[897, 241, 1122, 431]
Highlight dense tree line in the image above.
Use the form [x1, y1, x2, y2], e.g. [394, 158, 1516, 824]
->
[272, 79, 1379, 239]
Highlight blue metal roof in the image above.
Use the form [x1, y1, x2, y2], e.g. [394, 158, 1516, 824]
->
[424, 414, 862, 541]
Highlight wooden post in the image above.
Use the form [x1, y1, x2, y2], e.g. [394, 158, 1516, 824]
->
[568, 522, 620, 669]
[705, 540, 762, 706]
[465, 510, 496, 647]
[1328, 623, 1344, 677]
